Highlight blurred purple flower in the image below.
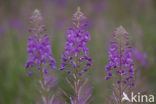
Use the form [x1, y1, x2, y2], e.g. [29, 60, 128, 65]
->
[105, 26, 135, 86]
[8, 19, 25, 31]
[132, 48, 147, 67]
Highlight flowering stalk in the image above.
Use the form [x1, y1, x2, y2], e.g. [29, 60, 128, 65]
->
[105, 26, 135, 104]
[60, 7, 92, 104]
[25, 9, 56, 104]
[119, 34, 122, 104]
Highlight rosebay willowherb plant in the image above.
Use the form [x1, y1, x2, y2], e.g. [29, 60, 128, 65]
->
[60, 7, 92, 104]
[105, 26, 135, 104]
[25, 9, 57, 104]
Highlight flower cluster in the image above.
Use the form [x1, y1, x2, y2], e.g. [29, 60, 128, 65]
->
[25, 9, 56, 75]
[105, 26, 135, 86]
[60, 7, 92, 75]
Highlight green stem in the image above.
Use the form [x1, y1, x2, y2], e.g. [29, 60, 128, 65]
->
[40, 66, 49, 104]
[75, 16, 81, 104]
[75, 55, 79, 104]
[119, 36, 122, 104]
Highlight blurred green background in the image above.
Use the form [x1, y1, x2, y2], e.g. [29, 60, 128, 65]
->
[0, 0, 156, 104]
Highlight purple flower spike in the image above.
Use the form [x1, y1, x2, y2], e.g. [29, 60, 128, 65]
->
[61, 7, 92, 104]
[105, 26, 135, 86]
[25, 9, 56, 76]
[25, 9, 58, 104]
[60, 7, 92, 75]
